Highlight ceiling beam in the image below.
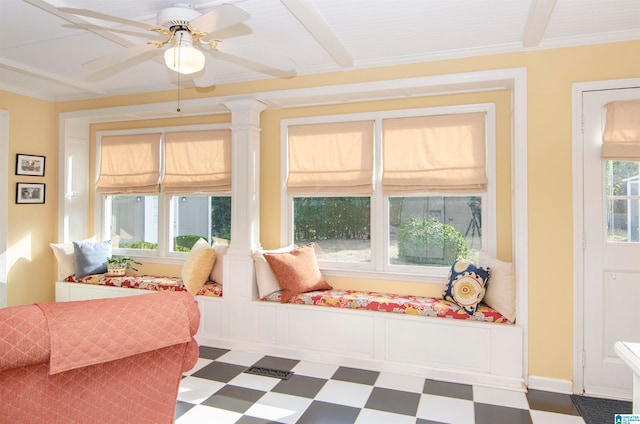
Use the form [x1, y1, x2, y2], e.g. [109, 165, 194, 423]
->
[521, 0, 556, 48]
[0, 58, 105, 95]
[279, 0, 354, 68]
[24, 0, 146, 50]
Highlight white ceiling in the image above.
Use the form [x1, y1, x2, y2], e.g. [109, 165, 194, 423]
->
[1, 0, 639, 102]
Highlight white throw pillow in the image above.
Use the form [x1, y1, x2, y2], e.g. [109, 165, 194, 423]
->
[479, 251, 516, 322]
[50, 236, 96, 280]
[253, 245, 294, 298]
[209, 244, 228, 284]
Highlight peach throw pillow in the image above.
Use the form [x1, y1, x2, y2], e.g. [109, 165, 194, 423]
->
[182, 239, 216, 296]
[263, 243, 332, 303]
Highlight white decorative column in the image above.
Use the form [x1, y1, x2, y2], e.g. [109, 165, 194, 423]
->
[219, 98, 266, 340]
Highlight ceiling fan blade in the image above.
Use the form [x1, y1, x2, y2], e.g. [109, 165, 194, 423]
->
[215, 39, 296, 73]
[83, 43, 159, 71]
[63, 23, 162, 40]
[58, 7, 157, 31]
[85, 49, 164, 82]
[190, 4, 250, 34]
[209, 23, 252, 39]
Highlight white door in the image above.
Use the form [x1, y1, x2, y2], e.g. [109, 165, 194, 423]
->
[583, 87, 640, 398]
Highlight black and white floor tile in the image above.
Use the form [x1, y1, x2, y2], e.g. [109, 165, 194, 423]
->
[176, 346, 586, 424]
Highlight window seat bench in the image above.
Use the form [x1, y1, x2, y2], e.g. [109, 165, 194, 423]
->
[262, 288, 511, 324]
[55, 274, 523, 389]
[59, 274, 223, 297]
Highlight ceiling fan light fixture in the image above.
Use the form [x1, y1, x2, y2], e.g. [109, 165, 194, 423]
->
[164, 30, 205, 75]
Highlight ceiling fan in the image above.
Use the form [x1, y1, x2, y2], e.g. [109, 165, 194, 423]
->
[53, 3, 296, 86]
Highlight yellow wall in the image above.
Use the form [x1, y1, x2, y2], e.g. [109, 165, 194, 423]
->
[0, 91, 57, 305]
[3, 40, 640, 384]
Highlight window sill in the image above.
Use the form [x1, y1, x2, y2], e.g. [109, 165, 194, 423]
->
[123, 255, 185, 267]
[319, 267, 447, 284]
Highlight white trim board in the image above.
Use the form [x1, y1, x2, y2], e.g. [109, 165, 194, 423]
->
[528, 376, 574, 395]
[0, 110, 8, 308]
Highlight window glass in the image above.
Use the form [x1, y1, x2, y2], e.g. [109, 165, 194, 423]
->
[109, 195, 159, 250]
[293, 197, 371, 263]
[284, 106, 494, 276]
[606, 160, 640, 242]
[390, 196, 482, 266]
[171, 195, 231, 252]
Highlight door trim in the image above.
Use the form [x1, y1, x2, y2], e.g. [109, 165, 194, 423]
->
[0, 110, 8, 308]
[572, 77, 640, 395]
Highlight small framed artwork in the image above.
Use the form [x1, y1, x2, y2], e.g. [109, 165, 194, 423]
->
[16, 183, 45, 204]
[15, 154, 45, 177]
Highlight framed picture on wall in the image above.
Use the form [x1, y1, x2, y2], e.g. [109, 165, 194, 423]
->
[16, 183, 45, 204]
[15, 154, 45, 177]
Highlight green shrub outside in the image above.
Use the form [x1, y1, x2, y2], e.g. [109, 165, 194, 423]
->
[118, 241, 158, 250]
[294, 197, 370, 241]
[174, 235, 207, 252]
[398, 218, 468, 265]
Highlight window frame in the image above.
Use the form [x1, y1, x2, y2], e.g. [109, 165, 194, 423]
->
[280, 104, 496, 282]
[94, 123, 231, 263]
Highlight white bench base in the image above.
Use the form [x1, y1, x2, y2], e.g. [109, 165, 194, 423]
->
[55, 281, 524, 390]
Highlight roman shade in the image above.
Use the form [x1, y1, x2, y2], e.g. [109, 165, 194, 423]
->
[163, 129, 232, 193]
[602, 99, 640, 160]
[382, 112, 487, 194]
[287, 120, 374, 194]
[96, 133, 161, 194]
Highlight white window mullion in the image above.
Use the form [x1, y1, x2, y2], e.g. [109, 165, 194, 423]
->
[484, 104, 496, 255]
[157, 194, 169, 256]
[373, 118, 385, 272]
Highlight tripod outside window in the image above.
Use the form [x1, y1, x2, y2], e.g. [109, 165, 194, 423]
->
[465, 197, 482, 248]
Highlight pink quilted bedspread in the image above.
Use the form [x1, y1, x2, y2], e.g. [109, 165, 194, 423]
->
[0, 291, 200, 423]
[37, 292, 196, 374]
[65, 273, 223, 297]
[263, 289, 510, 323]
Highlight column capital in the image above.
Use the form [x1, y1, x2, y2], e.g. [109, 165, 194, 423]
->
[223, 98, 268, 127]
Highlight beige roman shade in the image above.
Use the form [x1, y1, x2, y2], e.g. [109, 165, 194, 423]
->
[382, 112, 487, 194]
[602, 99, 640, 160]
[163, 129, 232, 194]
[96, 133, 161, 194]
[287, 120, 374, 194]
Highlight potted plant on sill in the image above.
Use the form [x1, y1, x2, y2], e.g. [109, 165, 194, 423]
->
[106, 256, 142, 276]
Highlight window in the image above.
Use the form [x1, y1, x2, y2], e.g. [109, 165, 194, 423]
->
[602, 99, 640, 243]
[606, 161, 640, 243]
[96, 126, 232, 258]
[282, 105, 495, 278]
[294, 197, 371, 263]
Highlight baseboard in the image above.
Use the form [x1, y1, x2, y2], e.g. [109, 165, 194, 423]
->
[527, 375, 574, 394]
[196, 335, 526, 391]
[583, 385, 632, 401]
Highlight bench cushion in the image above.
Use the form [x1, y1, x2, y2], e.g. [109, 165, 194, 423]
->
[263, 289, 510, 323]
[64, 274, 223, 297]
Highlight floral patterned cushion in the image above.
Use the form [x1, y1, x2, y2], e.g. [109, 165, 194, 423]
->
[65, 274, 223, 297]
[263, 289, 510, 323]
[442, 258, 490, 315]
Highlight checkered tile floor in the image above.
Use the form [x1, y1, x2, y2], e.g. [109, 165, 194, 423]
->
[176, 346, 586, 424]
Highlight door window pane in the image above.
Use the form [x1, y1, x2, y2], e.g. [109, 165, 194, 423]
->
[606, 161, 640, 242]
[293, 197, 371, 262]
[389, 196, 481, 266]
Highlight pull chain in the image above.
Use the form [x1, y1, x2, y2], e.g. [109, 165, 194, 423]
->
[176, 70, 181, 113]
